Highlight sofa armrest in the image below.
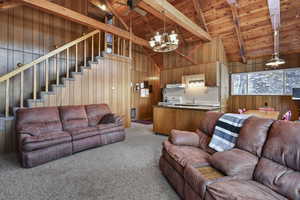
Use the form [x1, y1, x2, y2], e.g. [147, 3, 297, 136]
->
[209, 148, 258, 180]
[169, 129, 200, 147]
[17, 133, 32, 152]
[113, 114, 123, 126]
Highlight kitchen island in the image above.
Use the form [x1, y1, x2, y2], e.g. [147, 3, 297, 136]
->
[153, 105, 220, 135]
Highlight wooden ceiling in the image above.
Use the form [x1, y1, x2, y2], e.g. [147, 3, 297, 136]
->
[104, 0, 300, 62]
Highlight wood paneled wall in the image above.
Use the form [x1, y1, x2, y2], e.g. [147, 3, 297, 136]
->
[0, 0, 88, 115]
[227, 53, 300, 120]
[0, 54, 131, 153]
[163, 37, 227, 69]
[131, 45, 160, 120]
[30, 54, 132, 126]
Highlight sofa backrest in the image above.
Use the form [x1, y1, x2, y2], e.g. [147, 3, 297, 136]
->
[16, 107, 62, 135]
[253, 120, 300, 200]
[199, 112, 224, 136]
[85, 104, 111, 126]
[59, 105, 88, 130]
[236, 116, 273, 157]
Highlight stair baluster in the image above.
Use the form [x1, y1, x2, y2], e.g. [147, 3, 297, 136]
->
[0, 29, 132, 117]
[56, 54, 60, 85]
[5, 80, 9, 117]
[20, 71, 24, 108]
[33, 64, 37, 100]
[92, 35, 94, 62]
[75, 44, 78, 72]
[66, 48, 70, 78]
[84, 39, 87, 67]
[45, 58, 49, 92]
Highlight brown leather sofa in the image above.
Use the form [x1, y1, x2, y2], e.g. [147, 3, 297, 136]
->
[160, 111, 300, 200]
[16, 104, 125, 168]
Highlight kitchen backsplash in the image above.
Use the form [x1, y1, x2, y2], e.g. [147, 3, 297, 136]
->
[163, 87, 220, 106]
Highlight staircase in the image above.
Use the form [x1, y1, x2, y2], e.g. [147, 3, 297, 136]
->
[0, 30, 132, 153]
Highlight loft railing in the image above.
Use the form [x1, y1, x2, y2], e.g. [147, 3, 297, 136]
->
[0, 29, 132, 117]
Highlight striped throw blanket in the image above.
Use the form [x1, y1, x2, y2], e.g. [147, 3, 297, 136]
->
[209, 113, 250, 152]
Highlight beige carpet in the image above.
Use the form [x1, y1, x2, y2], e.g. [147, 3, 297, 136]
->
[0, 123, 180, 200]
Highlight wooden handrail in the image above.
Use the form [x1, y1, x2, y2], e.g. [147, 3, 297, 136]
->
[1, 28, 132, 117]
[0, 30, 99, 83]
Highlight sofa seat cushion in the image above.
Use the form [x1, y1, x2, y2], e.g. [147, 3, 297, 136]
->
[207, 180, 287, 200]
[22, 131, 71, 151]
[163, 141, 210, 173]
[184, 164, 225, 198]
[97, 123, 124, 134]
[68, 127, 101, 140]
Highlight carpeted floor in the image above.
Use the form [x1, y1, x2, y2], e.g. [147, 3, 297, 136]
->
[0, 123, 180, 200]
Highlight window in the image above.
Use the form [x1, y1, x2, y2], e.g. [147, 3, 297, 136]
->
[231, 68, 300, 95]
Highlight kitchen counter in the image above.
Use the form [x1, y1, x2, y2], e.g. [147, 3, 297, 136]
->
[153, 105, 220, 135]
[154, 104, 220, 111]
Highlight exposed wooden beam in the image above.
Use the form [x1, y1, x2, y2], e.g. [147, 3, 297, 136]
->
[227, 0, 247, 63]
[191, 0, 209, 32]
[175, 50, 197, 65]
[103, 0, 129, 30]
[19, 0, 149, 47]
[0, 1, 22, 10]
[139, 0, 212, 41]
[138, 1, 165, 21]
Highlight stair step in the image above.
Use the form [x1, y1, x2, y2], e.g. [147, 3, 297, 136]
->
[62, 77, 75, 84]
[71, 72, 83, 76]
[80, 66, 92, 72]
[88, 60, 99, 65]
[40, 91, 56, 98]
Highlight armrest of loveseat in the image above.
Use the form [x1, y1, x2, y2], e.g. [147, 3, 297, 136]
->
[16, 132, 32, 152]
[113, 114, 124, 126]
[209, 148, 258, 180]
[169, 129, 200, 147]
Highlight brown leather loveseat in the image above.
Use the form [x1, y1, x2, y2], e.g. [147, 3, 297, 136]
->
[16, 104, 125, 168]
[160, 111, 300, 200]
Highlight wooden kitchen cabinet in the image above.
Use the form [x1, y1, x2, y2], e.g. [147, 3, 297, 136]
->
[153, 106, 208, 135]
[205, 62, 219, 87]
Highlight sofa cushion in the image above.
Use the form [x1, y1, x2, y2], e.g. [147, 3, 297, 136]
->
[237, 116, 273, 157]
[59, 105, 88, 130]
[254, 158, 300, 200]
[163, 140, 210, 171]
[99, 113, 116, 124]
[207, 180, 287, 200]
[198, 112, 224, 136]
[261, 120, 300, 171]
[253, 120, 300, 200]
[98, 124, 124, 134]
[169, 129, 200, 147]
[196, 129, 215, 154]
[85, 104, 111, 126]
[209, 148, 258, 179]
[16, 107, 62, 136]
[68, 127, 101, 140]
[22, 131, 71, 151]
